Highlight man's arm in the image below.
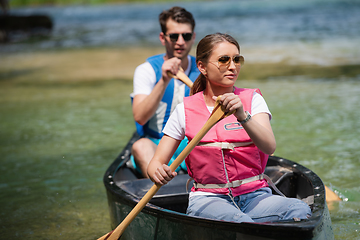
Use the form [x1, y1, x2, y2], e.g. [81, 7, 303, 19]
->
[132, 81, 168, 125]
[132, 57, 182, 125]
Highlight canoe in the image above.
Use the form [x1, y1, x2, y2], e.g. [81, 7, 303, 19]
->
[103, 132, 334, 240]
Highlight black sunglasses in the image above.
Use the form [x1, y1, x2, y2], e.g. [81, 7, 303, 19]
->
[165, 33, 193, 42]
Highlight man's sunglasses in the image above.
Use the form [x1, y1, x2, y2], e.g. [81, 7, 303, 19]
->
[210, 55, 245, 71]
[165, 33, 193, 42]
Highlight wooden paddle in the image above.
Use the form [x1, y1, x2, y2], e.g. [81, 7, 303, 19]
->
[98, 97, 234, 240]
[167, 67, 193, 88]
[325, 185, 341, 202]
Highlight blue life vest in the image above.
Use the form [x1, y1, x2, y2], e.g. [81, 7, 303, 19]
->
[134, 54, 199, 138]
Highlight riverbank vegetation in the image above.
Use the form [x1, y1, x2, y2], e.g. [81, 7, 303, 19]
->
[1, 47, 359, 83]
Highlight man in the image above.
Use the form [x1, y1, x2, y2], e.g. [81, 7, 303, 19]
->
[130, 6, 199, 178]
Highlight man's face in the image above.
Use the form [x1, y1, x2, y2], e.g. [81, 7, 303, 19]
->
[160, 19, 195, 60]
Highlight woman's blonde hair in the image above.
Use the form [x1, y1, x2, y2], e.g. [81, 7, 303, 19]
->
[191, 33, 240, 95]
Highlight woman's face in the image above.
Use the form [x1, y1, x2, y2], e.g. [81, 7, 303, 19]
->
[203, 41, 241, 88]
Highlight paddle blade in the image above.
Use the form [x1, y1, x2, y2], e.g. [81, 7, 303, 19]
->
[325, 185, 341, 202]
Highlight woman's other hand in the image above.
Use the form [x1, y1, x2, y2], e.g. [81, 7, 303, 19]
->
[149, 164, 177, 186]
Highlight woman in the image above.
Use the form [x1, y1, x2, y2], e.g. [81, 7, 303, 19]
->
[147, 33, 311, 223]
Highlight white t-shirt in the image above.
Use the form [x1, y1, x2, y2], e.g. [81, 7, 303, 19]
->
[163, 92, 271, 140]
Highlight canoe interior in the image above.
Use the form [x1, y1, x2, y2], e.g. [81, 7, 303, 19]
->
[104, 132, 334, 240]
[111, 133, 316, 214]
[115, 161, 315, 215]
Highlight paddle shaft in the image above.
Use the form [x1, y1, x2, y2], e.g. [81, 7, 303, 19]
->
[169, 104, 233, 172]
[98, 100, 232, 240]
[98, 184, 161, 240]
[167, 68, 193, 88]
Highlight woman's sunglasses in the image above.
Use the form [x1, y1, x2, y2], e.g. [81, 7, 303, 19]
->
[165, 33, 193, 42]
[210, 55, 245, 71]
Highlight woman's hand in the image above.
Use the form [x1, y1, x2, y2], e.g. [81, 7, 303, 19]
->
[149, 164, 177, 186]
[147, 135, 181, 185]
[212, 93, 247, 121]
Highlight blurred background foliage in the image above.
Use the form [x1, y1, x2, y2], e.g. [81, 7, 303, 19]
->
[10, 0, 194, 7]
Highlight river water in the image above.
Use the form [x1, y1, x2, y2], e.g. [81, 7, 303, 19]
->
[1, 0, 359, 239]
[2, 0, 360, 63]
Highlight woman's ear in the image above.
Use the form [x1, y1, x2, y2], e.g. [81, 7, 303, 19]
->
[197, 61, 207, 76]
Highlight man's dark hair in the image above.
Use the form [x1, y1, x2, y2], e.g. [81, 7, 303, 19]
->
[159, 6, 195, 34]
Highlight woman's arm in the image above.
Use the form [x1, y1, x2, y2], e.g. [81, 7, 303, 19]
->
[241, 112, 276, 155]
[147, 135, 181, 185]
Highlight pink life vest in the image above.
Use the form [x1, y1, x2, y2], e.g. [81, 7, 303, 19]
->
[184, 87, 269, 197]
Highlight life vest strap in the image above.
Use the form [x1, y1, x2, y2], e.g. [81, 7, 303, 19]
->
[197, 141, 253, 150]
[192, 174, 286, 197]
[193, 174, 264, 189]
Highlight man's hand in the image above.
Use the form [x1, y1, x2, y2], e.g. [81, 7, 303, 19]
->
[162, 57, 182, 82]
